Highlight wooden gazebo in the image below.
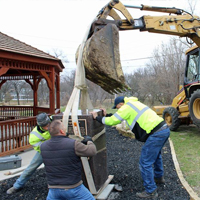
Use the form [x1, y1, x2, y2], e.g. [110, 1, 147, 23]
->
[0, 32, 64, 116]
[0, 32, 64, 156]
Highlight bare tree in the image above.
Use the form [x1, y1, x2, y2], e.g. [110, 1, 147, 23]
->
[123, 37, 188, 106]
[5, 92, 13, 105]
[145, 37, 187, 105]
[60, 71, 75, 106]
[86, 79, 112, 107]
[47, 48, 69, 64]
[0, 81, 12, 102]
[186, 0, 197, 14]
[46, 48, 71, 107]
[124, 70, 149, 101]
[177, 0, 199, 48]
[60, 70, 114, 108]
[23, 83, 33, 103]
[11, 80, 25, 105]
[38, 79, 49, 106]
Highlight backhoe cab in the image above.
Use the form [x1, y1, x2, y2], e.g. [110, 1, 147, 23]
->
[153, 46, 200, 130]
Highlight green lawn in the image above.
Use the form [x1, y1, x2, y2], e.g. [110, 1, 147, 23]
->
[170, 125, 200, 196]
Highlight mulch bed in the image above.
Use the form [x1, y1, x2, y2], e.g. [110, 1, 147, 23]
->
[0, 126, 190, 200]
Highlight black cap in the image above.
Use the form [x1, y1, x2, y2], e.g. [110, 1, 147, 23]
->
[112, 96, 124, 109]
[36, 113, 51, 127]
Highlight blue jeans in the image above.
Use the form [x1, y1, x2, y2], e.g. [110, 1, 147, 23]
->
[139, 127, 170, 193]
[14, 151, 43, 189]
[46, 184, 95, 200]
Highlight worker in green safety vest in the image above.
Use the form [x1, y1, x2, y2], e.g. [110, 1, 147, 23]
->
[6, 112, 52, 195]
[91, 96, 170, 199]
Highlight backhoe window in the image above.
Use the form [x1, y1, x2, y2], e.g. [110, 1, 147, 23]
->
[187, 52, 199, 82]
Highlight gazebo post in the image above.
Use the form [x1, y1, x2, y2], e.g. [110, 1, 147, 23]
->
[56, 75, 60, 111]
[33, 76, 38, 116]
[49, 68, 55, 114]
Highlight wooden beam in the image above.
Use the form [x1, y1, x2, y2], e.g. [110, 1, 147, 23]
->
[25, 79, 33, 90]
[36, 77, 42, 91]
[0, 51, 64, 71]
[33, 76, 40, 115]
[0, 67, 9, 76]
[39, 71, 52, 90]
[49, 69, 55, 114]
[56, 75, 60, 110]
[2, 72, 37, 77]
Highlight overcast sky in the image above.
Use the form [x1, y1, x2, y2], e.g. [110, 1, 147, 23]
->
[0, 0, 199, 74]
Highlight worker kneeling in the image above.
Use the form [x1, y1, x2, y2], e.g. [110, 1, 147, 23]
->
[40, 120, 97, 200]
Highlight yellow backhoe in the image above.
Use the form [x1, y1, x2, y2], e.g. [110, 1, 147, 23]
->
[153, 45, 200, 130]
[76, 0, 200, 130]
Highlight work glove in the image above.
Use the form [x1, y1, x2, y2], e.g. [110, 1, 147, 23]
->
[81, 135, 93, 145]
[65, 132, 69, 137]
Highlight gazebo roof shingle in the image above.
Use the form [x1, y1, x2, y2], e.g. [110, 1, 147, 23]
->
[0, 32, 61, 61]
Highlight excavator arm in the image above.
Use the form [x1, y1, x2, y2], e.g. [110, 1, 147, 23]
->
[93, 0, 200, 44]
[78, 0, 200, 93]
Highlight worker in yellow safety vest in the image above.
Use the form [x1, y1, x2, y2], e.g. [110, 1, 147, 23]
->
[91, 96, 170, 199]
[6, 112, 52, 194]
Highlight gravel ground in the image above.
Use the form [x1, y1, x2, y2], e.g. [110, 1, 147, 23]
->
[0, 126, 190, 200]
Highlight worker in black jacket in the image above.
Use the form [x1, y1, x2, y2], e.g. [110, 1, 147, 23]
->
[40, 120, 97, 200]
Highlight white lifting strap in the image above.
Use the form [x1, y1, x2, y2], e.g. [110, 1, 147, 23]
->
[62, 18, 97, 194]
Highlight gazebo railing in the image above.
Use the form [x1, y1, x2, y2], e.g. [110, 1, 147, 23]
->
[0, 106, 57, 120]
[0, 107, 60, 157]
[0, 106, 34, 120]
[0, 117, 37, 157]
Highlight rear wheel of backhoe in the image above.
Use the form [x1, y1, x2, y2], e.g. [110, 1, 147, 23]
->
[162, 107, 180, 131]
[189, 89, 200, 128]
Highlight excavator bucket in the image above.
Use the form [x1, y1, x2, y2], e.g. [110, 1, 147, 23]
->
[78, 23, 129, 94]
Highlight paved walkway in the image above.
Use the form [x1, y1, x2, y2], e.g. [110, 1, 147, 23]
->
[0, 149, 44, 181]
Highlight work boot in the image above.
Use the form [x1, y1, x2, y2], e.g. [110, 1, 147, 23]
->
[154, 176, 165, 184]
[136, 189, 158, 198]
[6, 186, 19, 194]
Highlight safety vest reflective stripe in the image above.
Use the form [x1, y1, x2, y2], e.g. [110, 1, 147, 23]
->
[30, 131, 46, 141]
[126, 102, 150, 130]
[113, 113, 123, 121]
[103, 113, 124, 124]
[32, 141, 43, 147]
[102, 117, 106, 124]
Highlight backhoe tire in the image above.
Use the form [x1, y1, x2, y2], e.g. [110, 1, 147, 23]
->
[189, 89, 200, 128]
[162, 107, 180, 131]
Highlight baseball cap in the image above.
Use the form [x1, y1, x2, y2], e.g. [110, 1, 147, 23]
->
[36, 113, 51, 127]
[112, 96, 124, 109]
